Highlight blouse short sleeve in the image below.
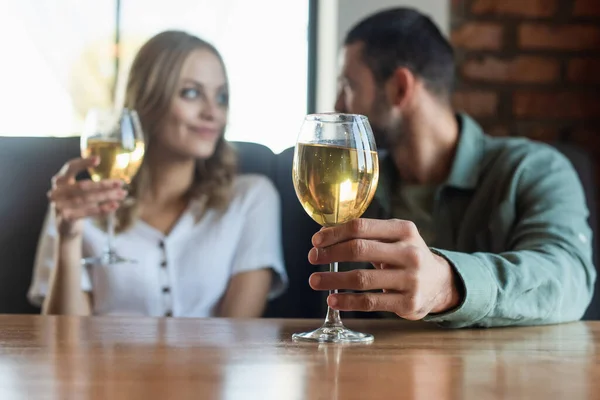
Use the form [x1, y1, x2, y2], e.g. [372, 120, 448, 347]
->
[27, 207, 93, 307]
[230, 176, 288, 299]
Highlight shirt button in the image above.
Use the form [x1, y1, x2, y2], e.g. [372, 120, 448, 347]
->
[162, 287, 170, 293]
[159, 241, 165, 249]
[165, 311, 172, 317]
[161, 261, 167, 268]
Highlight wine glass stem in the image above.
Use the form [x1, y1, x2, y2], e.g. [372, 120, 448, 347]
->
[106, 211, 116, 255]
[323, 262, 343, 328]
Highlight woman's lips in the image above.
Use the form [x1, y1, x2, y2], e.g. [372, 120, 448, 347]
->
[189, 126, 219, 138]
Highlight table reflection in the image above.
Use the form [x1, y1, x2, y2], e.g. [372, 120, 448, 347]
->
[300, 322, 595, 400]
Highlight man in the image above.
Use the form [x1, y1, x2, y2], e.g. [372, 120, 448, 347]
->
[307, 7, 595, 328]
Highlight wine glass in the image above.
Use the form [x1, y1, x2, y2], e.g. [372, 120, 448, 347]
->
[292, 113, 379, 343]
[80, 108, 145, 265]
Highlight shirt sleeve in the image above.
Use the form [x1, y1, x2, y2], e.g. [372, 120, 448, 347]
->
[425, 147, 596, 328]
[27, 207, 93, 307]
[230, 176, 288, 299]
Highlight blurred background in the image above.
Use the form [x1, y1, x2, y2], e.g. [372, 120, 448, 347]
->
[0, 0, 450, 153]
[0, 0, 310, 153]
[2, 0, 597, 154]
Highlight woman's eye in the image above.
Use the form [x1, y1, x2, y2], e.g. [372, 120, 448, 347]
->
[217, 92, 229, 107]
[181, 88, 200, 99]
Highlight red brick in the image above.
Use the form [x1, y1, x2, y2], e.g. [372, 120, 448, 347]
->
[472, 0, 557, 17]
[514, 91, 600, 118]
[452, 91, 498, 117]
[567, 58, 600, 84]
[573, 0, 600, 16]
[462, 56, 559, 83]
[519, 24, 600, 50]
[452, 23, 503, 50]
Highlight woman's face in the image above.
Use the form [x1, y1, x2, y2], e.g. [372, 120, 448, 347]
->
[155, 48, 229, 160]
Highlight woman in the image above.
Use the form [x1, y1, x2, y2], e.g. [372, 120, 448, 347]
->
[28, 31, 287, 317]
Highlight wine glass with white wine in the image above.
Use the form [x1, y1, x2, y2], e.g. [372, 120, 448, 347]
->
[80, 108, 145, 265]
[292, 113, 379, 343]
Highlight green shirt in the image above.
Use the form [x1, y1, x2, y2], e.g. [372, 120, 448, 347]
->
[391, 184, 438, 245]
[361, 114, 596, 328]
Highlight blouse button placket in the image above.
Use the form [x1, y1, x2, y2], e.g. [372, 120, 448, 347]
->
[159, 240, 173, 317]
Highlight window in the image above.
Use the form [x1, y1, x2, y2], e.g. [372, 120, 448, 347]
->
[0, 0, 310, 153]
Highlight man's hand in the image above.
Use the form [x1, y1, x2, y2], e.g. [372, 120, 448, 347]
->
[308, 219, 462, 320]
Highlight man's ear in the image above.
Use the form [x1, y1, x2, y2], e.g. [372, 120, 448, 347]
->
[385, 67, 416, 109]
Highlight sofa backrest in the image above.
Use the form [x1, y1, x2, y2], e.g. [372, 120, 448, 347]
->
[0, 137, 80, 313]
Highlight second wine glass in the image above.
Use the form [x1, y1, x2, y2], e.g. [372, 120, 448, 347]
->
[292, 113, 379, 343]
[80, 108, 145, 266]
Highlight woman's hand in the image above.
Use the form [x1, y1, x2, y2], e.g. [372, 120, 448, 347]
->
[48, 157, 127, 238]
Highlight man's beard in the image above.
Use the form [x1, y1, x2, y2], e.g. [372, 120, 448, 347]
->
[369, 89, 399, 151]
[370, 122, 391, 150]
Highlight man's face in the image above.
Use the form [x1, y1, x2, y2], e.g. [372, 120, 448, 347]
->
[334, 42, 398, 149]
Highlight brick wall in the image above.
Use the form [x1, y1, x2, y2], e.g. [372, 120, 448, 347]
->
[451, 0, 600, 149]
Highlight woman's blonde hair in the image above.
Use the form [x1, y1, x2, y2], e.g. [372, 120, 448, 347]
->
[116, 30, 237, 232]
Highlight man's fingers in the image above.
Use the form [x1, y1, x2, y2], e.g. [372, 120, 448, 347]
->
[309, 269, 415, 292]
[309, 240, 426, 268]
[327, 292, 396, 312]
[312, 218, 420, 248]
[309, 238, 424, 266]
[327, 293, 427, 320]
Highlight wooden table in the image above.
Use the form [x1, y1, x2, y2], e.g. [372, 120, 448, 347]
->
[0, 316, 596, 399]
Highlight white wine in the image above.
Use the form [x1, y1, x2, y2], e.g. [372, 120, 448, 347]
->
[293, 143, 379, 227]
[82, 139, 145, 183]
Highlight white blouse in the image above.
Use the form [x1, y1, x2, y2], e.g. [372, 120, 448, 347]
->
[28, 174, 287, 317]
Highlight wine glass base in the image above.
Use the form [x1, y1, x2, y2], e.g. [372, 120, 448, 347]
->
[82, 252, 136, 266]
[292, 325, 374, 344]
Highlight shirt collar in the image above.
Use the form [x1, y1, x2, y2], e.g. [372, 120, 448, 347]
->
[444, 113, 485, 190]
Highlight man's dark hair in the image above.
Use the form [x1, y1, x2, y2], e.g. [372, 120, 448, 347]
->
[345, 7, 455, 100]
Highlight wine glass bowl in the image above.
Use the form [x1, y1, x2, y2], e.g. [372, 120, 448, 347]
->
[291, 113, 379, 343]
[81, 110, 145, 185]
[82, 139, 144, 184]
